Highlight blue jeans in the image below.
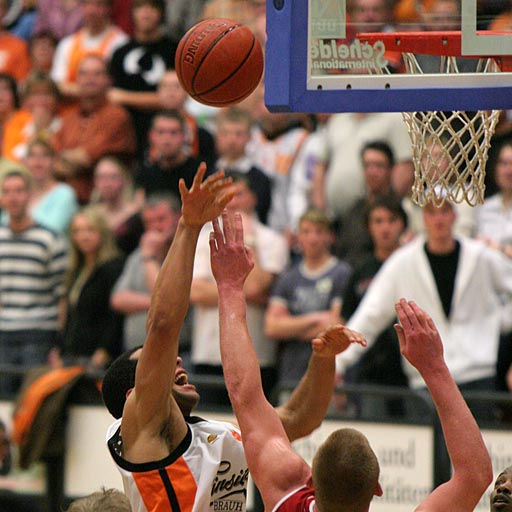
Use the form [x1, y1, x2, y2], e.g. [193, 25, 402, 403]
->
[0, 330, 57, 397]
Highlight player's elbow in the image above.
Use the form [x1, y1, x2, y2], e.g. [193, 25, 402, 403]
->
[453, 457, 493, 503]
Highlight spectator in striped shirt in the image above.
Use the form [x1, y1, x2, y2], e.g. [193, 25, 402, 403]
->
[0, 169, 69, 395]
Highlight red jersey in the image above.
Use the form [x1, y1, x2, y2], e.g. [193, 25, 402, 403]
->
[274, 486, 316, 512]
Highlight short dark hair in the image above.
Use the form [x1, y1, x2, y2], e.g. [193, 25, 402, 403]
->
[365, 193, 408, 230]
[313, 428, 380, 511]
[132, 0, 165, 14]
[102, 347, 141, 419]
[361, 140, 395, 168]
[151, 109, 186, 131]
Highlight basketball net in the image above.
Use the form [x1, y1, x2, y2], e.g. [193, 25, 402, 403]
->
[374, 53, 500, 207]
[401, 54, 500, 207]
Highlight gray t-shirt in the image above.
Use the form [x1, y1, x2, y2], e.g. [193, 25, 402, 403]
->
[270, 257, 352, 386]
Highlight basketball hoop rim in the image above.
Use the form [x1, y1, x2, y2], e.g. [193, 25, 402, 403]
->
[355, 30, 510, 64]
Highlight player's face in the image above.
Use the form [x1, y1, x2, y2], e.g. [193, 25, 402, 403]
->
[172, 357, 200, 415]
[215, 120, 251, 160]
[422, 202, 456, 241]
[0, 176, 31, 220]
[130, 350, 200, 415]
[362, 149, 392, 195]
[496, 145, 512, 194]
[368, 207, 404, 252]
[490, 467, 512, 512]
[71, 214, 102, 256]
[298, 220, 333, 259]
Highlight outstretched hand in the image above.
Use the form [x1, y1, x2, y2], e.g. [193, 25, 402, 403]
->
[210, 210, 254, 289]
[394, 299, 445, 373]
[312, 325, 367, 358]
[179, 163, 236, 227]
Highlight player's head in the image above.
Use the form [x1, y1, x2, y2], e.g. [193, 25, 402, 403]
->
[312, 428, 382, 512]
[102, 347, 200, 419]
[490, 466, 512, 512]
[66, 487, 131, 511]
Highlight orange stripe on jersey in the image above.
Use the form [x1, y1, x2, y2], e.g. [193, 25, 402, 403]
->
[166, 457, 198, 511]
[132, 456, 198, 511]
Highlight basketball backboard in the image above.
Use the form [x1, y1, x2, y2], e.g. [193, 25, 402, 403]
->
[265, 0, 512, 112]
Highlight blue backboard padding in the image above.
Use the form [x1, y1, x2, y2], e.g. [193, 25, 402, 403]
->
[265, 0, 512, 112]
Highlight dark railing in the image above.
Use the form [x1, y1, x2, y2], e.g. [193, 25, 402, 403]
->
[0, 368, 510, 512]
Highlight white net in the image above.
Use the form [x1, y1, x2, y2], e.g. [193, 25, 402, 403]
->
[400, 55, 500, 206]
[403, 108, 500, 206]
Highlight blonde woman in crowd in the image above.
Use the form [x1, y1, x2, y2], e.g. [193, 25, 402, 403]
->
[61, 205, 125, 371]
[22, 137, 79, 233]
[91, 155, 143, 254]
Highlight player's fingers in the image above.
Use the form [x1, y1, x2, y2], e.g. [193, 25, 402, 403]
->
[394, 300, 408, 327]
[221, 210, 233, 241]
[410, 301, 433, 331]
[234, 212, 244, 244]
[193, 162, 208, 189]
[394, 323, 406, 350]
[178, 178, 188, 198]
[212, 217, 225, 246]
[209, 231, 217, 253]
[217, 186, 236, 209]
[244, 245, 255, 268]
[396, 298, 416, 330]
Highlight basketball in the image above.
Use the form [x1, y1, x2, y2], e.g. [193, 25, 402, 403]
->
[175, 18, 264, 107]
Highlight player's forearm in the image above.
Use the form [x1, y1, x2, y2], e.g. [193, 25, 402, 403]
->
[423, 365, 492, 493]
[218, 285, 266, 410]
[146, 218, 201, 338]
[277, 352, 335, 442]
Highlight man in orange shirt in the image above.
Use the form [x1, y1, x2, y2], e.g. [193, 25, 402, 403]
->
[52, 54, 136, 203]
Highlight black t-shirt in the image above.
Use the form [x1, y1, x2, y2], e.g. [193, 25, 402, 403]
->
[341, 253, 382, 320]
[135, 156, 200, 200]
[424, 241, 460, 319]
[109, 36, 178, 92]
[109, 36, 179, 154]
[343, 254, 407, 388]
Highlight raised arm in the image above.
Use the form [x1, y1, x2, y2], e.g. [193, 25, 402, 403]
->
[276, 324, 366, 442]
[394, 299, 493, 512]
[121, 165, 234, 459]
[211, 211, 366, 510]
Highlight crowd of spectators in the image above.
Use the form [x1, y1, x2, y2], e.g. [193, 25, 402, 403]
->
[1, 1, 512, 511]
[0, 0, 512, 481]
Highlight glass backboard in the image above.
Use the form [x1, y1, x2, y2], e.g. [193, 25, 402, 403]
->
[265, 0, 512, 112]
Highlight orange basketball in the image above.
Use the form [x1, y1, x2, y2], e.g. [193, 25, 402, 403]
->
[175, 18, 264, 107]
